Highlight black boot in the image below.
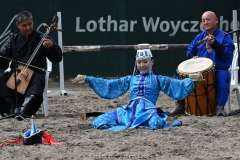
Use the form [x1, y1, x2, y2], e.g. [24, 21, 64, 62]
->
[15, 95, 36, 121]
[168, 100, 186, 116]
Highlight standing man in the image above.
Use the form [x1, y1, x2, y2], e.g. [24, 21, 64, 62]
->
[0, 11, 62, 120]
[168, 11, 235, 116]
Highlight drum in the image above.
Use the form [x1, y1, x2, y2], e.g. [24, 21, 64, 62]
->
[177, 57, 216, 116]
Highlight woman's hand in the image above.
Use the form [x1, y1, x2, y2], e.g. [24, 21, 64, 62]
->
[189, 72, 205, 82]
[72, 74, 87, 84]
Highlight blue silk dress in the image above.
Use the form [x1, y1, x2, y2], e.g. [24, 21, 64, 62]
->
[86, 72, 197, 131]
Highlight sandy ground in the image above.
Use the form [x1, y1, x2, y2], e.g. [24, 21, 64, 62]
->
[1, 79, 240, 160]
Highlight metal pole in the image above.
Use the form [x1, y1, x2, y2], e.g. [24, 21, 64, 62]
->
[48, 11, 79, 96]
[57, 12, 66, 95]
[233, 10, 238, 43]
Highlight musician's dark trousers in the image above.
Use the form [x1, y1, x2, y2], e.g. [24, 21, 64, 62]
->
[0, 71, 45, 116]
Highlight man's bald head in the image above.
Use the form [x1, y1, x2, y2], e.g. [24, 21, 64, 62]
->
[202, 11, 217, 19]
[201, 11, 218, 34]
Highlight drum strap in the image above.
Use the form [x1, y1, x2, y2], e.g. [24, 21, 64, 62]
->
[206, 43, 212, 53]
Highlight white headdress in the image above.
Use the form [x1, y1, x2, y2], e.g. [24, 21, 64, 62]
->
[133, 48, 153, 75]
[135, 49, 153, 61]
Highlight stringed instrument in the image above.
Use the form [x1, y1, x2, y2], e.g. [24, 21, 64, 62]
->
[6, 15, 61, 94]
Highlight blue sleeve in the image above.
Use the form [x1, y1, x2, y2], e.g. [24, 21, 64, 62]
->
[86, 75, 132, 99]
[186, 34, 202, 59]
[210, 34, 235, 60]
[158, 75, 197, 100]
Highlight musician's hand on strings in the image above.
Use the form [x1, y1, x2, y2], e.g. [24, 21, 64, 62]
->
[16, 68, 21, 73]
[43, 38, 53, 48]
[72, 74, 87, 84]
[206, 35, 214, 45]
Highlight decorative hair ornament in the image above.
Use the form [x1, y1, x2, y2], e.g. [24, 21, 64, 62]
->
[136, 49, 153, 61]
[133, 48, 153, 76]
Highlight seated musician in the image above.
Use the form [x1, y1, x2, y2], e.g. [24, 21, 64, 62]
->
[168, 11, 235, 116]
[72, 49, 204, 131]
[0, 11, 62, 120]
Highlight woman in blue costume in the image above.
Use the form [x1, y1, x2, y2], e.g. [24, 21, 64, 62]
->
[72, 49, 203, 131]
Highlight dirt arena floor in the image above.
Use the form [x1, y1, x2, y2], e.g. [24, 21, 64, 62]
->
[1, 79, 240, 160]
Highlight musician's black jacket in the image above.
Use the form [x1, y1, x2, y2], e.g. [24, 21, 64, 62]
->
[0, 30, 62, 114]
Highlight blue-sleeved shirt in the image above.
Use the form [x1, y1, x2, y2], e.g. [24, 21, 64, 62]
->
[186, 28, 235, 70]
[87, 72, 197, 104]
